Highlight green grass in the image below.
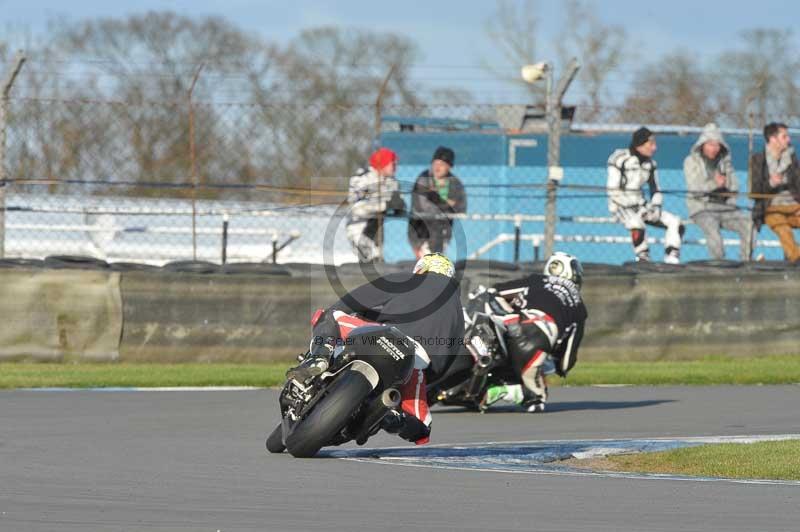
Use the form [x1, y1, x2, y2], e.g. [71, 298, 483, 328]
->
[562, 355, 800, 386]
[0, 363, 288, 389]
[1, 355, 799, 389]
[608, 440, 800, 480]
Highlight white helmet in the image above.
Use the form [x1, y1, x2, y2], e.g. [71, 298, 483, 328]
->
[544, 252, 583, 289]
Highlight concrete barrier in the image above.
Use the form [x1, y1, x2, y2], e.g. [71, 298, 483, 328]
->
[1, 262, 798, 362]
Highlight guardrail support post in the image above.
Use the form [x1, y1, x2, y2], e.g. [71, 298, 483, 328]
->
[0, 51, 26, 259]
[221, 213, 229, 264]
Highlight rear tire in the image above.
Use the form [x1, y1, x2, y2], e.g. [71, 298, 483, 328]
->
[266, 424, 285, 454]
[284, 370, 374, 458]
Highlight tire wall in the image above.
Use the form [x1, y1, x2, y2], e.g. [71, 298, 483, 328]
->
[1, 264, 798, 362]
[0, 269, 123, 361]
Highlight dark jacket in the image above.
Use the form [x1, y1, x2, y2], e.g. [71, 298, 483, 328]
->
[317, 272, 465, 380]
[749, 150, 800, 229]
[407, 171, 467, 250]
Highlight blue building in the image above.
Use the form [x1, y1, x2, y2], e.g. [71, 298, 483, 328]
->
[378, 116, 771, 264]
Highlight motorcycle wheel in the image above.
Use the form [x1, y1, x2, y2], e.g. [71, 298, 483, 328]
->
[284, 370, 374, 458]
[266, 423, 285, 454]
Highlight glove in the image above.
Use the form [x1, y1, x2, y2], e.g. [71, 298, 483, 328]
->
[708, 186, 730, 204]
[387, 193, 406, 215]
[309, 336, 335, 359]
[425, 189, 443, 204]
[645, 203, 662, 221]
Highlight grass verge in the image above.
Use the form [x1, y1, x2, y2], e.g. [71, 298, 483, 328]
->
[605, 440, 800, 481]
[1, 355, 799, 389]
[0, 363, 288, 389]
[564, 355, 800, 386]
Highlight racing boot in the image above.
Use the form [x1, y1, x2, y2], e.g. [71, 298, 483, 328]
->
[520, 361, 550, 413]
[285, 339, 334, 382]
[480, 383, 524, 411]
[521, 394, 546, 413]
[521, 382, 548, 413]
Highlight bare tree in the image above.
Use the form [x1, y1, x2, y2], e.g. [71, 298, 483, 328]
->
[6, 14, 446, 198]
[483, 0, 545, 103]
[717, 28, 800, 127]
[262, 26, 421, 190]
[618, 51, 719, 125]
[556, 0, 626, 122]
[45, 11, 277, 195]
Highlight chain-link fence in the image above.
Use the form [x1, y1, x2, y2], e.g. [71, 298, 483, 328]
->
[0, 90, 790, 266]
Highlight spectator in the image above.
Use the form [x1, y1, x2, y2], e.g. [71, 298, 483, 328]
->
[607, 127, 685, 263]
[684, 123, 754, 261]
[750, 122, 800, 262]
[346, 147, 405, 262]
[407, 146, 467, 258]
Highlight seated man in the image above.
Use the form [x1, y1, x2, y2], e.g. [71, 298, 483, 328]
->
[346, 147, 405, 262]
[684, 123, 754, 260]
[480, 252, 588, 413]
[750, 122, 800, 262]
[407, 146, 467, 258]
[607, 127, 685, 263]
[288, 253, 464, 443]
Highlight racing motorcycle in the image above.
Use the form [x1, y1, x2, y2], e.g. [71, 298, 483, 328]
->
[266, 311, 416, 458]
[426, 286, 523, 411]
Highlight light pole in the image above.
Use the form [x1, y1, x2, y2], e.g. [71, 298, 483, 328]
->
[521, 59, 580, 259]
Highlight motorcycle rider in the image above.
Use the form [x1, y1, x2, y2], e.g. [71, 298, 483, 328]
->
[479, 252, 588, 412]
[286, 253, 464, 444]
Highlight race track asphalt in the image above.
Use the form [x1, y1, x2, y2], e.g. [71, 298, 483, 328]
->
[1, 385, 799, 531]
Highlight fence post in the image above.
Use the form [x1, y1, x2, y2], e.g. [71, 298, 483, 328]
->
[543, 58, 580, 259]
[0, 51, 26, 259]
[373, 64, 395, 263]
[187, 63, 204, 261]
[221, 212, 229, 264]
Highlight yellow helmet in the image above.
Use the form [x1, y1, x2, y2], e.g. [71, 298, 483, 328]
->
[412, 252, 455, 278]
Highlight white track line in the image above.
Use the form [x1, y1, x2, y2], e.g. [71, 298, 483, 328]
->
[329, 434, 800, 486]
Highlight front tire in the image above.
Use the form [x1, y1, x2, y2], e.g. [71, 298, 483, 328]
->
[266, 423, 285, 453]
[284, 370, 374, 458]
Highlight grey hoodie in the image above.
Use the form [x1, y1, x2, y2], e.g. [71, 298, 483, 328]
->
[683, 123, 738, 217]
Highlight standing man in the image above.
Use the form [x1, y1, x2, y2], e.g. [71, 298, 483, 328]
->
[750, 122, 800, 262]
[607, 127, 685, 263]
[346, 147, 405, 262]
[684, 123, 754, 261]
[407, 146, 467, 258]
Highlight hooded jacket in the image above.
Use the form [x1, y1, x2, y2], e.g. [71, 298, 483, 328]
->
[683, 124, 738, 217]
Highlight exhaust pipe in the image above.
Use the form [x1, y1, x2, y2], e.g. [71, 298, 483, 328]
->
[464, 343, 493, 400]
[381, 388, 401, 409]
[353, 388, 401, 445]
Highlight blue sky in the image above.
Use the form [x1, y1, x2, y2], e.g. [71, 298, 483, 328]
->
[1, 0, 798, 102]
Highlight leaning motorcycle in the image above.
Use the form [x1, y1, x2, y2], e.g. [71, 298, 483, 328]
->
[267, 312, 416, 458]
[426, 288, 520, 411]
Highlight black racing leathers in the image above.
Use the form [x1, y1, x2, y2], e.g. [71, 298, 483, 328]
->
[313, 272, 465, 380]
[492, 274, 588, 377]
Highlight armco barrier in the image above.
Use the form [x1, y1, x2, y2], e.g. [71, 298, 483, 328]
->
[0, 262, 798, 362]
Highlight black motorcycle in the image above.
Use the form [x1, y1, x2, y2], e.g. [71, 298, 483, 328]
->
[267, 315, 416, 458]
[426, 289, 518, 411]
